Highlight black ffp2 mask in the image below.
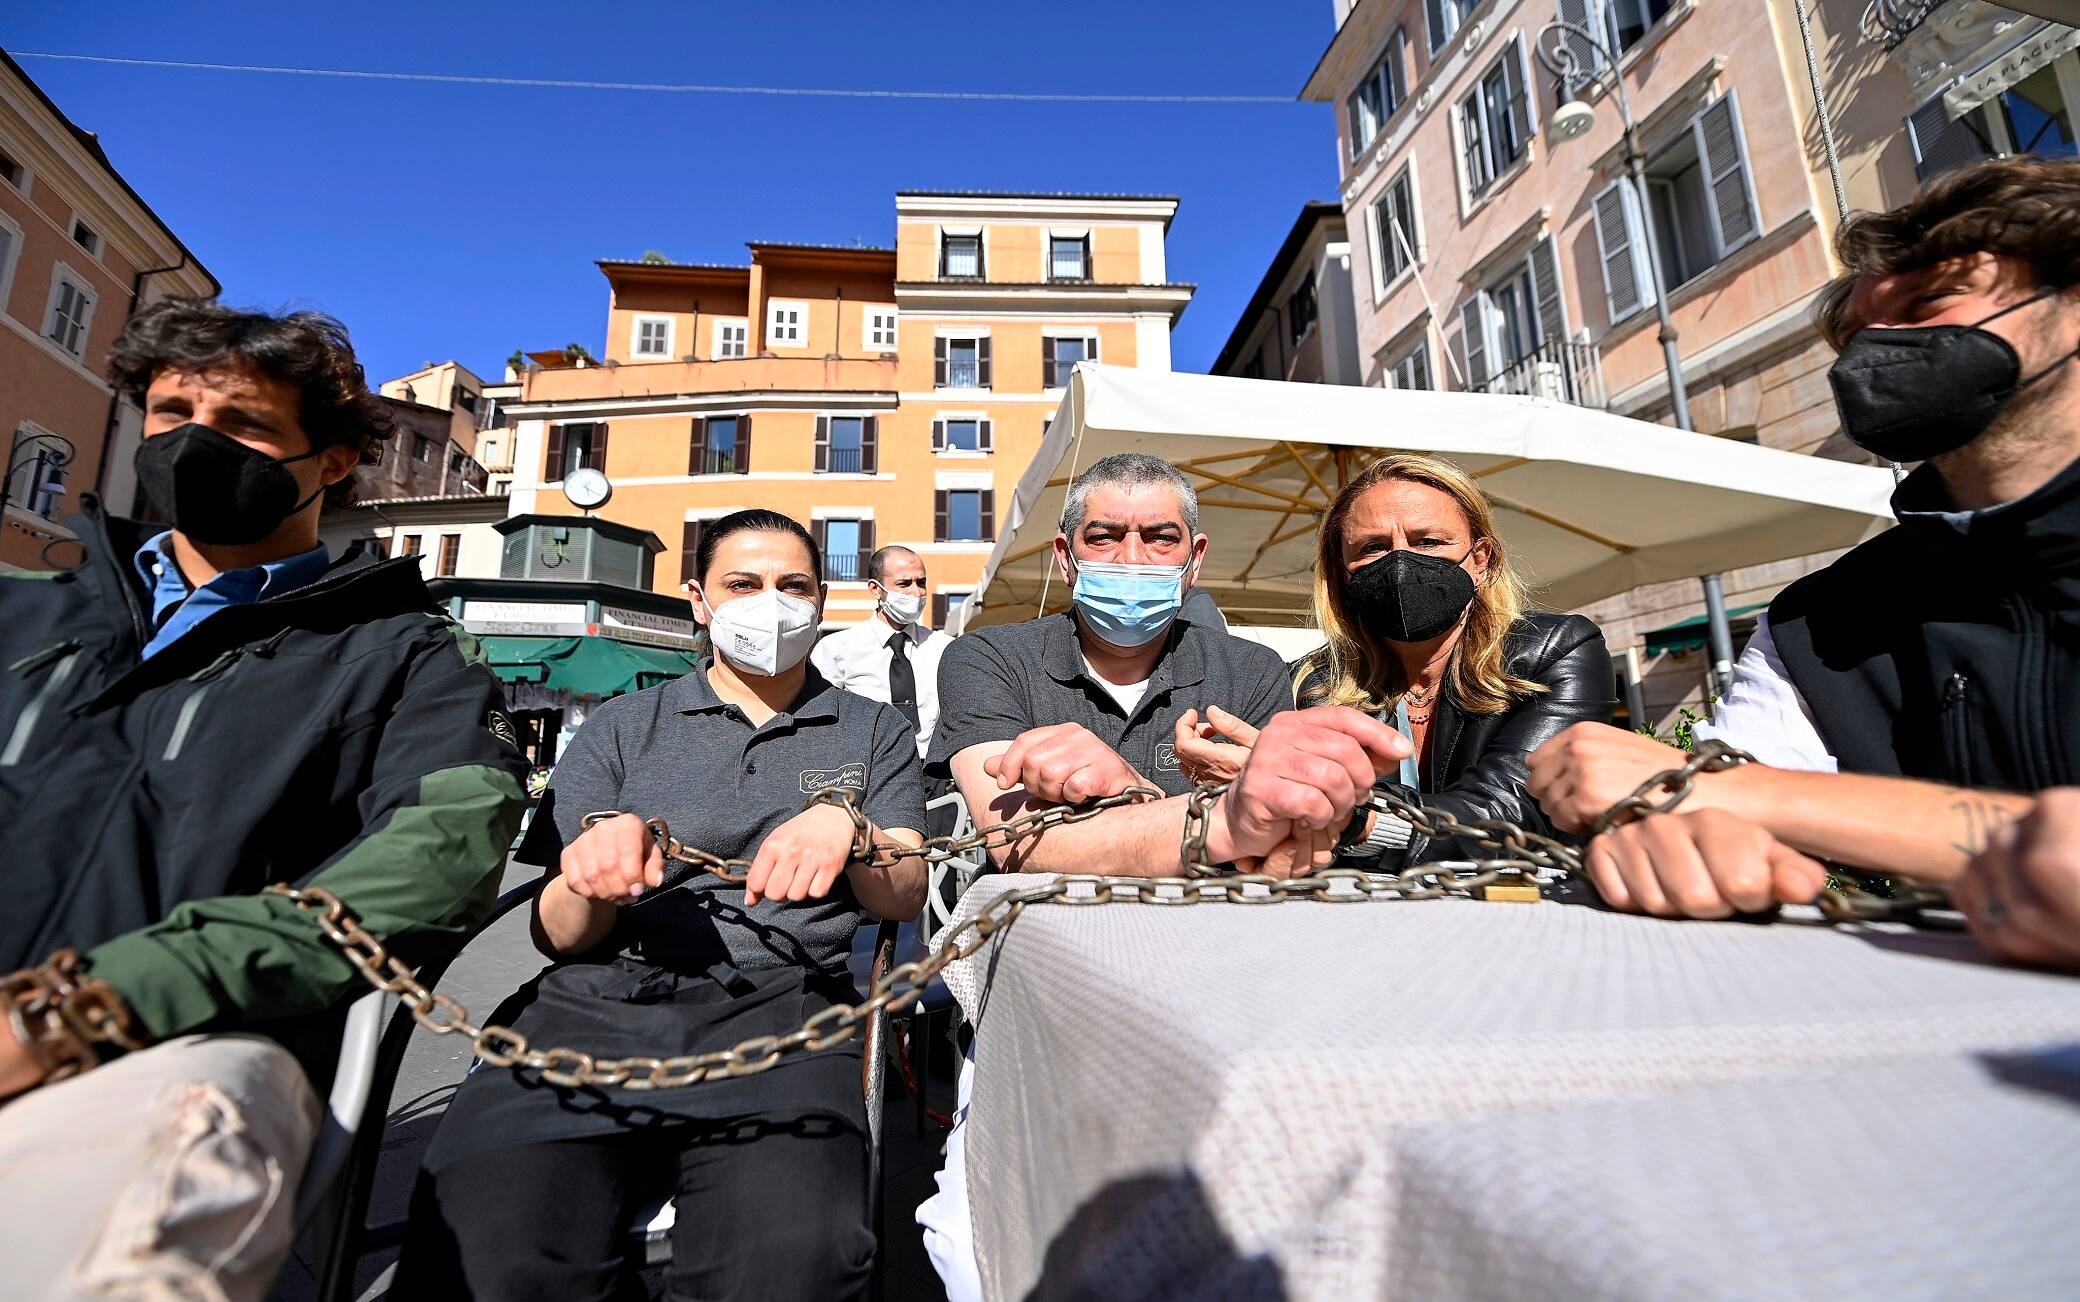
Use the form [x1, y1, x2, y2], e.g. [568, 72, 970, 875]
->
[1828, 290, 2078, 462]
[134, 423, 327, 545]
[1344, 548, 1478, 644]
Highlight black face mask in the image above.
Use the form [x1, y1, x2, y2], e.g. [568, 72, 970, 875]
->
[1829, 289, 2079, 462]
[1344, 548, 1478, 644]
[134, 423, 327, 545]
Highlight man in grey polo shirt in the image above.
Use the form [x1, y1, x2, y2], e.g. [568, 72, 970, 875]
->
[928, 452, 1412, 879]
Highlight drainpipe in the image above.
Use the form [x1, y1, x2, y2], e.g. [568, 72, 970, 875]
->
[94, 251, 193, 506]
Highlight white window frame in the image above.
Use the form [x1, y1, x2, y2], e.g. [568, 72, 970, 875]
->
[1042, 331, 1101, 389]
[938, 227, 986, 279]
[1385, 340, 1432, 392]
[43, 264, 96, 358]
[1046, 230, 1091, 282]
[864, 305, 898, 351]
[1347, 25, 1410, 159]
[933, 410, 992, 458]
[1591, 177, 1657, 325]
[0, 146, 25, 193]
[69, 218, 101, 259]
[713, 317, 750, 359]
[630, 314, 674, 359]
[9, 420, 67, 517]
[0, 209, 23, 321]
[1426, 0, 1470, 56]
[1371, 163, 1422, 297]
[766, 299, 808, 348]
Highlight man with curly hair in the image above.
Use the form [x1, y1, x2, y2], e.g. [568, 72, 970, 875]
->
[0, 300, 528, 1299]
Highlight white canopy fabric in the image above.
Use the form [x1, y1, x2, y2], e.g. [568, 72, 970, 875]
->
[960, 365, 1896, 630]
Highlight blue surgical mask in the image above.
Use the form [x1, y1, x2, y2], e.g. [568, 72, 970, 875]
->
[1071, 559, 1187, 648]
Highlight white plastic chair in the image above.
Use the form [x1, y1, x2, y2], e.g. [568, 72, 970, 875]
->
[922, 787, 985, 939]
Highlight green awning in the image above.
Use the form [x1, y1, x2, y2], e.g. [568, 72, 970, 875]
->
[1642, 604, 1767, 656]
[480, 635, 700, 699]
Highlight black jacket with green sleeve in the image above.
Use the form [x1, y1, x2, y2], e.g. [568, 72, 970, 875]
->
[0, 496, 528, 1078]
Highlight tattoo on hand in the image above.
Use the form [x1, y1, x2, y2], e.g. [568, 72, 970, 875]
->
[1950, 798, 2019, 858]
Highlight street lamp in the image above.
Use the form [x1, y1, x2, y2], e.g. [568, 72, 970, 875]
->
[1536, 21, 1738, 698]
[0, 432, 75, 528]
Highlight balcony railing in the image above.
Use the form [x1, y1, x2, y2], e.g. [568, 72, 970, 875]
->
[945, 360, 980, 389]
[699, 448, 738, 475]
[826, 551, 861, 582]
[1863, 0, 1941, 49]
[825, 445, 863, 474]
[1476, 338, 1607, 409]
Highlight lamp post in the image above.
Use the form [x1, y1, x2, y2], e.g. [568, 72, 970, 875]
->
[1535, 21, 1736, 699]
[0, 432, 76, 532]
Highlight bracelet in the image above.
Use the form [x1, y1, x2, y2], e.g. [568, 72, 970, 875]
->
[1590, 739, 1758, 836]
[0, 950, 148, 1087]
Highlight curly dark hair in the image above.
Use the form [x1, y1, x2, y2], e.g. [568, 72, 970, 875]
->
[108, 300, 395, 505]
[1816, 156, 2080, 350]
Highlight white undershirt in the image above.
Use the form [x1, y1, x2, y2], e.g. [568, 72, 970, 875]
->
[1691, 616, 1839, 772]
[1081, 654, 1151, 716]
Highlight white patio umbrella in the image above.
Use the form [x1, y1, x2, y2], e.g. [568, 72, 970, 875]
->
[959, 365, 1896, 631]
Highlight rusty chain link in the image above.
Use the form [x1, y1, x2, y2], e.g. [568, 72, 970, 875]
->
[268, 750, 1949, 1091]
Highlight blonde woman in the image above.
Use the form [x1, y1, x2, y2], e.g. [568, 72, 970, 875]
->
[1177, 453, 1614, 864]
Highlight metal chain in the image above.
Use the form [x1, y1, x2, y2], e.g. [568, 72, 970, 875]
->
[267, 753, 1949, 1091]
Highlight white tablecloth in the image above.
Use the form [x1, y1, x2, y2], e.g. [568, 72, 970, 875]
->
[940, 877, 2080, 1301]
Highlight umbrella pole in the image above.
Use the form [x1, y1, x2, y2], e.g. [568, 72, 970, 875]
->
[1701, 573, 1736, 701]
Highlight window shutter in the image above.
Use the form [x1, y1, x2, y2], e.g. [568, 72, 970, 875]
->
[1460, 296, 1491, 388]
[1041, 336, 1055, 386]
[592, 422, 610, 472]
[934, 490, 950, 542]
[1907, 96, 1992, 180]
[932, 593, 947, 628]
[1085, 335, 1100, 364]
[1508, 37, 1535, 146]
[812, 519, 827, 564]
[1592, 180, 1649, 322]
[977, 337, 993, 388]
[859, 519, 877, 562]
[815, 416, 829, 473]
[681, 520, 703, 584]
[544, 425, 566, 482]
[1459, 90, 1486, 192]
[932, 419, 946, 452]
[1557, 0, 1600, 78]
[862, 416, 879, 474]
[1530, 236, 1567, 348]
[934, 337, 948, 387]
[735, 414, 752, 473]
[980, 490, 996, 541]
[688, 417, 707, 475]
[975, 238, 986, 281]
[1695, 91, 1760, 256]
[979, 419, 993, 453]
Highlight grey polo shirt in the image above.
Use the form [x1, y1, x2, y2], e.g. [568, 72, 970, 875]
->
[521, 663, 924, 977]
[926, 612, 1293, 797]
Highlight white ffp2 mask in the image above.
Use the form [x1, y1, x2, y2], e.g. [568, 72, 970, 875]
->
[701, 588, 819, 677]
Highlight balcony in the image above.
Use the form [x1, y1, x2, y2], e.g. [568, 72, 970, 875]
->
[1476, 339, 1608, 408]
[1864, 0, 1942, 49]
[824, 446, 864, 474]
[520, 355, 897, 404]
[826, 551, 862, 582]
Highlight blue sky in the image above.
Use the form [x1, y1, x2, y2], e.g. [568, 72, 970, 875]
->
[6, 2, 1338, 384]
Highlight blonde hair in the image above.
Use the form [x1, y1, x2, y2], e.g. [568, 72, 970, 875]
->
[1297, 453, 1543, 716]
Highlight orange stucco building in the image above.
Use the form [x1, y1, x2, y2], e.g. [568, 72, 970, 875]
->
[0, 50, 217, 571]
[504, 192, 1191, 627]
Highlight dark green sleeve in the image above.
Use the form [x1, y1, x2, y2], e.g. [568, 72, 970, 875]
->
[85, 623, 529, 1042]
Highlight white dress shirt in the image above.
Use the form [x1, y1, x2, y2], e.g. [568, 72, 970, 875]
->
[810, 611, 951, 757]
[1692, 616, 1839, 772]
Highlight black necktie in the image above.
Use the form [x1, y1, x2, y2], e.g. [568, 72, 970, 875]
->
[886, 630, 920, 731]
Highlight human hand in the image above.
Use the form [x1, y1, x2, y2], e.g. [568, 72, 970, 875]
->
[985, 722, 1142, 805]
[561, 813, 665, 903]
[745, 802, 859, 907]
[1174, 706, 1260, 786]
[1527, 723, 1698, 834]
[1585, 809, 1827, 918]
[1212, 707, 1409, 868]
[1953, 789, 2080, 970]
[0, 1017, 44, 1102]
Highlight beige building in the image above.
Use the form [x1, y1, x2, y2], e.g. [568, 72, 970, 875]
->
[0, 49, 217, 570]
[1301, 0, 2072, 720]
[1210, 201, 1365, 384]
[503, 192, 1192, 628]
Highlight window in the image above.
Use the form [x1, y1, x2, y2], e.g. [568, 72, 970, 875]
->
[1347, 26, 1409, 158]
[1426, 0, 1473, 55]
[632, 315, 672, 358]
[935, 336, 991, 389]
[815, 415, 878, 474]
[1044, 335, 1099, 388]
[71, 220, 100, 257]
[1598, 0, 1677, 54]
[1287, 274, 1318, 346]
[691, 414, 751, 475]
[476, 396, 503, 431]
[935, 488, 995, 542]
[1593, 92, 1760, 320]
[436, 533, 461, 577]
[1459, 237, 1568, 389]
[8, 426, 67, 516]
[0, 215, 20, 318]
[455, 388, 479, 414]
[766, 301, 806, 347]
[1374, 166, 1420, 284]
[0, 149, 22, 190]
[399, 534, 423, 557]
[411, 433, 433, 463]
[865, 307, 898, 350]
[449, 450, 468, 475]
[1996, 62, 2077, 159]
[545, 421, 606, 482]
[932, 417, 993, 454]
[1048, 235, 1090, 281]
[714, 318, 749, 359]
[820, 518, 869, 582]
[1386, 341, 1432, 391]
[44, 271, 94, 357]
[932, 591, 971, 629]
[940, 231, 984, 279]
[1459, 37, 1534, 198]
[1910, 56, 2080, 181]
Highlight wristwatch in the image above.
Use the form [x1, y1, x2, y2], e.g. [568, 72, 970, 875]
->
[1334, 794, 1414, 859]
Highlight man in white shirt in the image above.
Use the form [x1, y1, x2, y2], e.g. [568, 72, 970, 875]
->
[810, 545, 950, 759]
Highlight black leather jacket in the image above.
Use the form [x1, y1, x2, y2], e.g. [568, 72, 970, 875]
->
[1299, 612, 1616, 865]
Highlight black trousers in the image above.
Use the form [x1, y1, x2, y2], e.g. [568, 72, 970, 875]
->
[396, 1111, 874, 1301]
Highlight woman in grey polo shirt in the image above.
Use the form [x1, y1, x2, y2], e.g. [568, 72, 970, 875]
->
[401, 510, 927, 1301]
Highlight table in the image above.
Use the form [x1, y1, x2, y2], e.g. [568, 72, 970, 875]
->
[940, 877, 2080, 1300]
